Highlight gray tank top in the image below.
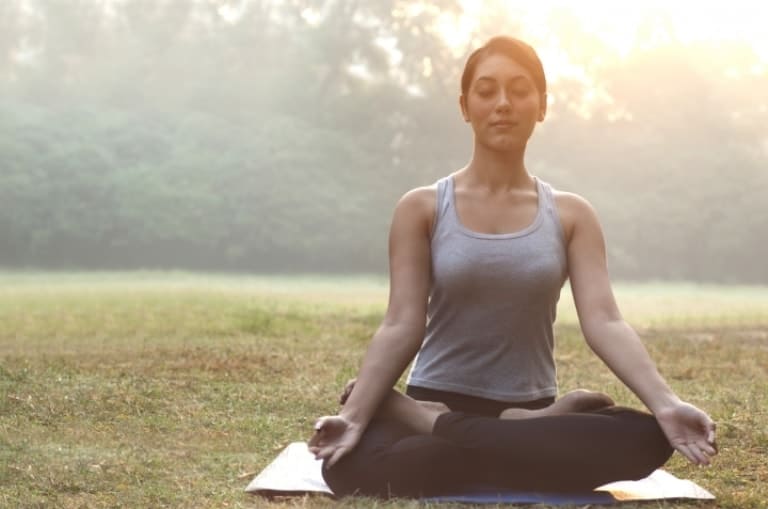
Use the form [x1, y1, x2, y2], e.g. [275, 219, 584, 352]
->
[406, 175, 568, 402]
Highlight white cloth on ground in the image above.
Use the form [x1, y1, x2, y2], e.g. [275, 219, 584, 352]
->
[246, 442, 715, 503]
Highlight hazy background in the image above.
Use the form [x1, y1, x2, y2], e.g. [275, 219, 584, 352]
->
[1, 0, 766, 283]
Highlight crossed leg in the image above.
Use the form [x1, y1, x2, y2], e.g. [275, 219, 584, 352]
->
[368, 386, 615, 434]
[324, 387, 672, 498]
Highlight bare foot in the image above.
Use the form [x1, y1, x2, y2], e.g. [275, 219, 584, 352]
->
[500, 390, 614, 420]
[339, 378, 356, 405]
[339, 378, 449, 432]
[377, 390, 449, 433]
[416, 400, 450, 413]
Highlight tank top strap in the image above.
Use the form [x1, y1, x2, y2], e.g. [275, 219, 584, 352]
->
[438, 175, 454, 211]
[537, 178, 556, 215]
[431, 176, 453, 238]
[537, 178, 567, 243]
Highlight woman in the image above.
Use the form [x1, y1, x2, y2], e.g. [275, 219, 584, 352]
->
[309, 36, 717, 498]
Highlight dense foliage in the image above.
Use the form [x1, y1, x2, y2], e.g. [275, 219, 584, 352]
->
[1, 1, 766, 282]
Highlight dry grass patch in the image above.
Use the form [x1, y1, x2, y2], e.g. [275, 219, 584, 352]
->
[1, 272, 766, 508]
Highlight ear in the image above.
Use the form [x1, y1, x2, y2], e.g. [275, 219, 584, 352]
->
[459, 94, 470, 122]
[538, 93, 548, 121]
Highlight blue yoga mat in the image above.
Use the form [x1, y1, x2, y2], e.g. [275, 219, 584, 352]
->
[246, 442, 715, 504]
[425, 490, 615, 505]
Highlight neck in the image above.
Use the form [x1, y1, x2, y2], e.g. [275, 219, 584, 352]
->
[463, 141, 532, 190]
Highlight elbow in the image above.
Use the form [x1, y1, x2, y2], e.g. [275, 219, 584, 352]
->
[381, 307, 426, 336]
[579, 317, 601, 346]
[377, 313, 426, 354]
[380, 317, 425, 342]
[580, 316, 625, 347]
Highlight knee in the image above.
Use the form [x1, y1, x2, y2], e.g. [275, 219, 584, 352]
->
[321, 456, 364, 497]
[620, 410, 675, 477]
[322, 435, 465, 499]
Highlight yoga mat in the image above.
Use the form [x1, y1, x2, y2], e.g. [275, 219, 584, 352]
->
[246, 442, 715, 504]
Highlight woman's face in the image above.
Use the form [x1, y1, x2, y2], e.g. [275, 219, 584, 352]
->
[460, 53, 546, 152]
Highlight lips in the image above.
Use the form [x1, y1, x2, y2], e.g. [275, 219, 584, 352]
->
[490, 120, 518, 127]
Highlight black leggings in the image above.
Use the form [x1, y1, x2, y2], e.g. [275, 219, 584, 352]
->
[322, 386, 674, 498]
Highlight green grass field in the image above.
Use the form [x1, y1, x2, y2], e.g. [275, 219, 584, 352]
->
[1, 272, 767, 508]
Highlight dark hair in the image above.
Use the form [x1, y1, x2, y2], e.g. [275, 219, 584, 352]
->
[461, 36, 547, 96]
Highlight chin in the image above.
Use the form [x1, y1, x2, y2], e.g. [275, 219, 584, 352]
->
[483, 137, 528, 153]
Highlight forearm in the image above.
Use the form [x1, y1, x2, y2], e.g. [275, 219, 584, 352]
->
[339, 321, 424, 428]
[583, 319, 680, 414]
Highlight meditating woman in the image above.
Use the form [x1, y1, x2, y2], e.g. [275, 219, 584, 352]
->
[309, 35, 717, 498]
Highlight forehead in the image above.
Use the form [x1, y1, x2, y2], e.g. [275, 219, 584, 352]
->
[471, 53, 535, 85]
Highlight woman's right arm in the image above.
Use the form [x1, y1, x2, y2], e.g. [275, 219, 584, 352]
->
[309, 186, 435, 466]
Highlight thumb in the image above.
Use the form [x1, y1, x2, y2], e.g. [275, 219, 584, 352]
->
[308, 418, 328, 447]
[313, 416, 331, 433]
[707, 421, 717, 447]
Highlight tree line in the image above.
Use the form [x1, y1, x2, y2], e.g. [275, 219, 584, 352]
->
[1, 1, 766, 282]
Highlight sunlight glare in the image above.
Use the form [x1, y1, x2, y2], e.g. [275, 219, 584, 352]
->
[442, 0, 768, 79]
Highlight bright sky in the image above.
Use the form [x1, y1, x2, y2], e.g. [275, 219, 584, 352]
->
[423, 0, 768, 118]
[438, 0, 768, 82]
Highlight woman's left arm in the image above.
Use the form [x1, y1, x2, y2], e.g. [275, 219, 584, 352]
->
[560, 192, 717, 466]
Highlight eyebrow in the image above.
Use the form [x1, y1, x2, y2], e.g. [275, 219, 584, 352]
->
[475, 75, 531, 84]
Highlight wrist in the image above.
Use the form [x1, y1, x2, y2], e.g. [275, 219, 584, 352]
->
[339, 404, 371, 428]
[647, 391, 682, 415]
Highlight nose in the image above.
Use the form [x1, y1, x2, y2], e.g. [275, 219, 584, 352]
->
[495, 90, 511, 112]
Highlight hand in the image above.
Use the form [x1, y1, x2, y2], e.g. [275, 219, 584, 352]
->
[308, 415, 364, 467]
[655, 401, 717, 466]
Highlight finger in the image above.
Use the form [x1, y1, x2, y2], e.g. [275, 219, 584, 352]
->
[682, 443, 710, 466]
[707, 421, 717, 445]
[676, 443, 701, 466]
[697, 439, 717, 457]
[692, 443, 710, 466]
[313, 417, 330, 434]
[308, 419, 327, 447]
[308, 430, 324, 448]
[310, 443, 334, 461]
[326, 446, 350, 468]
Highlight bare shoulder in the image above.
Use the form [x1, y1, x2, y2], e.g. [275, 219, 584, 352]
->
[397, 183, 437, 211]
[551, 189, 601, 242]
[551, 188, 594, 213]
[393, 183, 438, 234]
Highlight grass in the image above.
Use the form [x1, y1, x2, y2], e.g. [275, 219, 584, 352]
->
[1, 271, 767, 508]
